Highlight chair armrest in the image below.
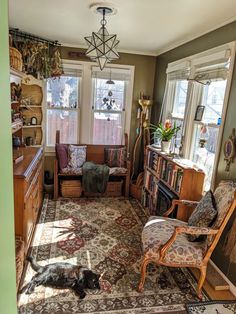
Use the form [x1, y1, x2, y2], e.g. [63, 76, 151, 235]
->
[163, 199, 199, 217]
[159, 225, 218, 261]
[175, 226, 218, 236]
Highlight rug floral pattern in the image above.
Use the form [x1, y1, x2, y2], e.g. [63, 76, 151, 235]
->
[18, 197, 207, 313]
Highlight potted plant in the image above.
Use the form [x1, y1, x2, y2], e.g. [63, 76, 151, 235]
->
[149, 120, 180, 153]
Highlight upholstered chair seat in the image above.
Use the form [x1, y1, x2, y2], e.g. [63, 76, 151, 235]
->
[142, 217, 207, 266]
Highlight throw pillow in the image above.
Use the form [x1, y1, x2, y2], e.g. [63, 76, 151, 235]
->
[55, 144, 68, 170]
[104, 147, 126, 168]
[68, 145, 87, 168]
[187, 190, 217, 242]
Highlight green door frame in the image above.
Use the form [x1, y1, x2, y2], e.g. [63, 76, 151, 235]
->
[0, 0, 17, 313]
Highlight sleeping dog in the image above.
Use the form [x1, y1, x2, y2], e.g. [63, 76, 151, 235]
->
[20, 257, 101, 299]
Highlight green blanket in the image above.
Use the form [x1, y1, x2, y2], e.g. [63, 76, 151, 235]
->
[82, 162, 109, 193]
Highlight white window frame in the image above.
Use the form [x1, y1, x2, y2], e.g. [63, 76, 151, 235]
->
[163, 41, 236, 189]
[90, 67, 131, 145]
[44, 60, 135, 153]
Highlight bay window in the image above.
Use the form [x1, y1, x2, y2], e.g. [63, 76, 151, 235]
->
[162, 42, 235, 190]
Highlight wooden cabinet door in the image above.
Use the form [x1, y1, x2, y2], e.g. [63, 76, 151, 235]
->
[23, 194, 34, 246]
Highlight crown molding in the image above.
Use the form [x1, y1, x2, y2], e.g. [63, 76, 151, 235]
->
[156, 16, 236, 56]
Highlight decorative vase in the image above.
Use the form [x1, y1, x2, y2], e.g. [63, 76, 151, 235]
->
[161, 140, 171, 153]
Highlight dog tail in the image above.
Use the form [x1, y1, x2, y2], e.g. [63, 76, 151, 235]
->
[27, 256, 42, 272]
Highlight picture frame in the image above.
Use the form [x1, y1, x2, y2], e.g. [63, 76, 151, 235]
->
[224, 128, 236, 171]
[31, 116, 37, 125]
[194, 105, 205, 121]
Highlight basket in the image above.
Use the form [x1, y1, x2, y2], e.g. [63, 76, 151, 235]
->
[10, 47, 23, 71]
[84, 180, 123, 197]
[61, 180, 82, 198]
[130, 172, 144, 201]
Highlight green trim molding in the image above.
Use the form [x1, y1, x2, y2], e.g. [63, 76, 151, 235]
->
[0, 0, 17, 312]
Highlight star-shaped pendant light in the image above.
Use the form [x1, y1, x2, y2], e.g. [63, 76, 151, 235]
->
[85, 6, 120, 70]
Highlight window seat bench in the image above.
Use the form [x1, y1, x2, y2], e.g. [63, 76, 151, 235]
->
[54, 130, 130, 199]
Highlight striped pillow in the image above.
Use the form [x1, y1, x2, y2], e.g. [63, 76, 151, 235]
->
[104, 147, 126, 168]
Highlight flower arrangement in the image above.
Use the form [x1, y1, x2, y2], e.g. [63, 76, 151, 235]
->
[149, 120, 180, 142]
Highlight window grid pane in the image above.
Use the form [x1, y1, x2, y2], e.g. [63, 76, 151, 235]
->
[94, 79, 125, 111]
[93, 112, 123, 145]
[191, 124, 219, 190]
[47, 76, 79, 109]
[172, 80, 188, 119]
[201, 80, 227, 124]
[47, 109, 78, 146]
[92, 78, 126, 144]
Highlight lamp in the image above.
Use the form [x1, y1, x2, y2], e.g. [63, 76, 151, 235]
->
[84, 6, 120, 70]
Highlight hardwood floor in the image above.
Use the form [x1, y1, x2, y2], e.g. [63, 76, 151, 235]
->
[191, 268, 235, 300]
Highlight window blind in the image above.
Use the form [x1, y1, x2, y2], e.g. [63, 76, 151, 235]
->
[91, 66, 131, 81]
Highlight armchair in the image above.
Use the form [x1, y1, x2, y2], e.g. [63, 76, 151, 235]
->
[138, 181, 236, 299]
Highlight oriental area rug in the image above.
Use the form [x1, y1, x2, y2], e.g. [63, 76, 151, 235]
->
[186, 300, 236, 314]
[18, 197, 207, 313]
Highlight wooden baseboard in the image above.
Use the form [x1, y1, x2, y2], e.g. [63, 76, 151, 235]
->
[207, 261, 229, 291]
[209, 260, 236, 297]
[190, 267, 235, 300]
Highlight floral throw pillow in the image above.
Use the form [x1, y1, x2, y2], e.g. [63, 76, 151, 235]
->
[104, 147, 127, 168]
[68, 145, 87, 168]
[187, 190, 217, 242]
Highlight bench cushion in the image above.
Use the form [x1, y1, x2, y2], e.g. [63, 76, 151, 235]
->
[60, 166, 127, 176]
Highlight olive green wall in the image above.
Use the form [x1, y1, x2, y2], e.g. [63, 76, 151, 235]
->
[152, 20, 236, 285]
[45, 48, 156, 177]
[0, 1, 17, 312]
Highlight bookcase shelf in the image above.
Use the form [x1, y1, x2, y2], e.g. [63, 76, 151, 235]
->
[143, 145, 205, 221]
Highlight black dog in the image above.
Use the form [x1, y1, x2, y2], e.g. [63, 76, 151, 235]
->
[20, 257, 100, 299]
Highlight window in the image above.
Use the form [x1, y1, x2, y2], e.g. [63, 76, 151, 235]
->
[45, 62, 134, 149]
[170, 80, 188, 153]
[190, 80, 227, 190]
[163, 43, 234, 190]
[46, 75, 80, 146]
[91, 67, 131, 145]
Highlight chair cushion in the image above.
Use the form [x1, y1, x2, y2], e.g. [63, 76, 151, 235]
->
[104, 147, 126, 167]
[68, 145, 87, 168]
[187, 190, 217, 242]
[142, 216, 207, 266]
[56, 144, 68, 170]
[109, 167, 127, 175]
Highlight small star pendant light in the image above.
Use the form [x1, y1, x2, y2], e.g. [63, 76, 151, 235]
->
[85, 6, 120, 70]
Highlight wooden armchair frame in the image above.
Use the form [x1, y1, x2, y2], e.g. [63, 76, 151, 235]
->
[138, 194, 236, 299]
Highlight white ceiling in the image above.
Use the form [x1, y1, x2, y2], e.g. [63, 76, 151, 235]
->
[9, 0, 236, 56]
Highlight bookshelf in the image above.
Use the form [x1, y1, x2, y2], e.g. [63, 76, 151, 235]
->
[143, 145, 205, 221]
